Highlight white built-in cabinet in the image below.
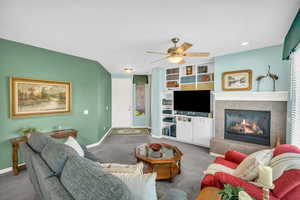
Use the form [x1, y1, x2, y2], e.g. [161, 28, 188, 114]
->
[176, 116, 213, 147]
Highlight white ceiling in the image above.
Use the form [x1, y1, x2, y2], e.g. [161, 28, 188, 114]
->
[0, 0, 299, 74]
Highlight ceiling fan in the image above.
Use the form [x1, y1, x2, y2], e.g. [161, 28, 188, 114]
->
[146, 37, 210, 64]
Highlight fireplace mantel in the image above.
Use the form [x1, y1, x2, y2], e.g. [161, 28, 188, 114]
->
[214, 91, 288, 102]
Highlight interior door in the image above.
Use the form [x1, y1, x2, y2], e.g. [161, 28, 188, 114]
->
[132, 84, 150, 127]
[112, 78, 132, 127]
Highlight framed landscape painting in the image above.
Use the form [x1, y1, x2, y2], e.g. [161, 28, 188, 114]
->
[10, 77, 72, 118]
[222, 70, 252, 91]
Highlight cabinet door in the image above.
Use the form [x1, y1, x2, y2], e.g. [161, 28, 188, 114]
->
[176, 119, 184, 140]
[192, 117, 213, 147]
[177, 117, 193, 142]
[183, 119, 193, 142]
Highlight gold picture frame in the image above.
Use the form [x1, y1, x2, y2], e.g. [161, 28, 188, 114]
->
[222, 70, 252, 91]
[10, 77, 72, 118]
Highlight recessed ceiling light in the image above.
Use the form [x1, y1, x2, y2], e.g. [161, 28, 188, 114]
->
[241, 42, 249, 46]
[123, 67, 134, 73]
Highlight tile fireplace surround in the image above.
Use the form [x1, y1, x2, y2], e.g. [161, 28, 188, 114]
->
[210, 92, 288, 155]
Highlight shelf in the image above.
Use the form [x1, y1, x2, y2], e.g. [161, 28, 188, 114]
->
[213, 91, 288, 101]
[166, 73, 179, 75]
[197, 81, 214, 84]
[162, 122, 176, 124]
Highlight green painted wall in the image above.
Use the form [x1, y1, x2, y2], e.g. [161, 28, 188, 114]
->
[214, 45, 290, 92]
[0, 39, 112, 170]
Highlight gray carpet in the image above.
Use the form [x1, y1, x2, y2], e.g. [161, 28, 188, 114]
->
[0, 133, 214, 200]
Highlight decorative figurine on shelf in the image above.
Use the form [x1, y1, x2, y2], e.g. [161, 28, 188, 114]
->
[257, 166, 274, 200]
[256, 65, 278, 91]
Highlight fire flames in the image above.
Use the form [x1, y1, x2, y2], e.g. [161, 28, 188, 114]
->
[229, 119, 263, 135]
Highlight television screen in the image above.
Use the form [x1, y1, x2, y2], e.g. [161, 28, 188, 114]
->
[173, 90, 211, 113]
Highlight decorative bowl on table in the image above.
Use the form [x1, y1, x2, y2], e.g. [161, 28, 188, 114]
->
[149, 143, 162, 151]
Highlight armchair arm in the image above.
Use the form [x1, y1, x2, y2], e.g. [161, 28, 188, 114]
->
[224, 150, 247, 164]
[214, 172, 279, 200]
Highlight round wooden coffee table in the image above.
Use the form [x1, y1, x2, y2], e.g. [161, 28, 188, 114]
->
[135, 143, 183, 181]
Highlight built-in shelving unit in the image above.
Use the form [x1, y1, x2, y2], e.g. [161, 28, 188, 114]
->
[165, 62, 214, 91]
[161, 61, 215, 147]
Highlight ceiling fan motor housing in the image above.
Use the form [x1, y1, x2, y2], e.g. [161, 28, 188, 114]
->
[171, 37, 180, 44]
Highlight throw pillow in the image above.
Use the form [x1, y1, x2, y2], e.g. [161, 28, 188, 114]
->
[65, 137, 84, 157]
[273, 144, 300, 157]
[233, 149, 273, 181]
[100, 162, 144, 175]
[114, 173, 157, 200]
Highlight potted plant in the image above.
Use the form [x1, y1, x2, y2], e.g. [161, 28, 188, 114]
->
[218, 184, 255, 200]
[19, 127, 39, 138]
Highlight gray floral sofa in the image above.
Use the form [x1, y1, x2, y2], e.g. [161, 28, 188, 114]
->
[21, 132, 187, 200]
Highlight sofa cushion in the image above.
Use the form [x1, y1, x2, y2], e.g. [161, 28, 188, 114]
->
[41, 142, 77, 175]
[273, 144, 300, 157]
[31, 152, 73, 200]
[80, 144, 101, 162]
[233, 149, 273, 181]
[61, 155, 133, 200]
[214, 157, 238, 169]
[224, 150, 247, 164]
[114, 173, 157, 200]
[65, 136, 84, 157]
[21, 143, 43, 199]
[28, 132, 55, 153]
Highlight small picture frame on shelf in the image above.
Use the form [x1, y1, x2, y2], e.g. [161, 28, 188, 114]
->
[186, 65, 193, 75]
[197, 65, 208, 73]
[166, 68, 179, 75]
[198, 74, 210, 82]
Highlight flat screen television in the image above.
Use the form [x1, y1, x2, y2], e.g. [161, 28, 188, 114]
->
[173, 90, 211, 113]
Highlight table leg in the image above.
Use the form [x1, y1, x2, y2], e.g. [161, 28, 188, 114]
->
[12, 143, 19, 175]
[178, 159, 181, 174]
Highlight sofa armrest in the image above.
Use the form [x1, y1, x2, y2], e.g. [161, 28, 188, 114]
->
[224, 150, 247, 164]
[159, 189, 187, 200]
[214, 172, 279, 200]
[272, 169, 300, 199]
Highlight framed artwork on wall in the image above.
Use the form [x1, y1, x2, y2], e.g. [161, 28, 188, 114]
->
[10, 77, 72, 118]
[222, 70, 252, 91]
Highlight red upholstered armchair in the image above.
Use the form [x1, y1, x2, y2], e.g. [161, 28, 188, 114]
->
[201, 145, 300, 200]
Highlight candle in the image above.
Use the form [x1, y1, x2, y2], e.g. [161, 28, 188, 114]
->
[239, 191, 253, 200]
[257, 166, 273, 189]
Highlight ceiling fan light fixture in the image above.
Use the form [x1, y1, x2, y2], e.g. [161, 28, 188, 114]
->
[241, 42, 249, 46]
[167, 55, 183, 63]
[123, 67, 134, 73]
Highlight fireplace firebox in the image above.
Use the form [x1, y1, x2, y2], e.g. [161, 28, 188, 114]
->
[224, 109, 271, 146]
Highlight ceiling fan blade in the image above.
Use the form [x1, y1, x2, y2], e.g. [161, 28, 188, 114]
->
[184, 52, 210, 57]
[176, 42, 193, 53]
[150, 56, 169, 64]
[146, 51, 168, 55]
[179, 59, 186, 64]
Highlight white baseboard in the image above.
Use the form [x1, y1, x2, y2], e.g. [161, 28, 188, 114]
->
[112, 126, 151, 129]
[209, 152, 224, 157]
[0, 163, 25, 175]
[151, 135, 162, 139]
[86, 127, 112, 148]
